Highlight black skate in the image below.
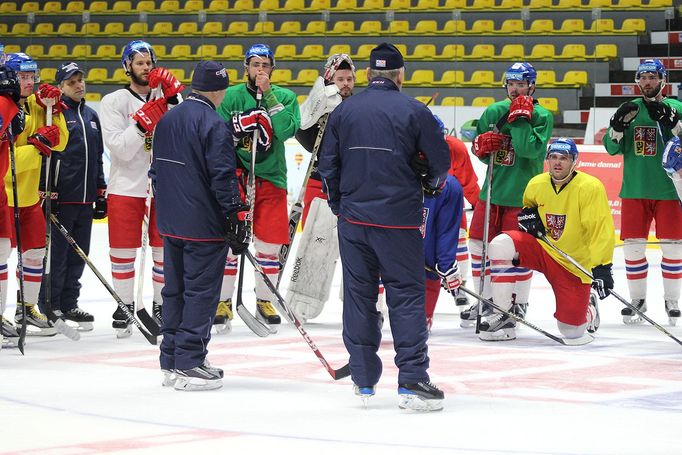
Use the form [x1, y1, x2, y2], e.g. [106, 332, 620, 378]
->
[511, 302, 528, 320]
[666, 300, 680, 326]
[587, 291, 600, 334]
[62, 308, 94, 332]
[478, 312, 516, 341]
[398, 381, 444, 412]
[112, 303, 134, 338]
[454, 282, 470, 310]
[174, 359, 223, 391]
[213, 299, 233, 335]
[1, 316, 19, 348]
[153, 301, 163, 327]
[15, 303, 57, 337]
[353, 385, 376, 408]
[256, 299, 280, 333]
[622, 299, 646, 325]
[459, 301, 492, 328]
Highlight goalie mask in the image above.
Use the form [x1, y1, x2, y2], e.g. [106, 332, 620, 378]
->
[323, 53, 355, 84]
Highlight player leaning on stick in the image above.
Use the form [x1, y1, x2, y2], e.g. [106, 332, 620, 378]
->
[603, 59, 682, 326]
[461, 62, 553, 328]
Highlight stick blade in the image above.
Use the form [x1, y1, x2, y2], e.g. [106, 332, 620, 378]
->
[236, 304, 271, 337]
[53, 318, 81, 341]
[333, 364, 351, 380]
[136, 308, 161, 337]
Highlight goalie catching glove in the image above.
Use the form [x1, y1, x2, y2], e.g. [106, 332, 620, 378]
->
[232, 107, 273, 153]
[518, 206, 545, 238]
[133, 97, 168, 134]
[436, 263, 462, 294]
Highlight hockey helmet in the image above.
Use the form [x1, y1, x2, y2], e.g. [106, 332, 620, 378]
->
[504, 62, 537, 86]
[662, 136, 682, 174]
[4, 53, 39, 83]
[323, 53, 355, 81]
[636, 59, 666, 81]
[121, 40, 157, 71]
[459, 119, 478, 142]
[0, 64, 21, 103]
[244, 44, 275, 67]
[432, 114, 446, 135]
[546, 137, 579, 161]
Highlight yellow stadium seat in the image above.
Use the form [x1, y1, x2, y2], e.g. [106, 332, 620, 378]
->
[284, 0, 306, 11]
[558, 43, 587, 60]
[441, 20, 467, 34]
[0, 2, 17, 13]
[297, 94, 308, 104]
[208, 0, 229, 11]
[557, 19, 585, 34]
[586, 0, 611, 6]
[389, 0, 411, 8]
[497, 0, 523, 7]
[11, 23, 31, 36]
[589, 19, 615, 33]
[414, 96, 433, 104]
[40, 68, 57, 84]
[388, 21, 411, 35]
[471, 0, 494, 8]
[394, 44, 408, 56]
[275, 44, 297, 59]
[330, 21, 356, 35]
[159, 1, 181, 11]
[137, 0, 156, 10]
[328, 44, 352, 56]
[25, 45, 45, 59]
[277, 21, 302, 35]
[71, 44, 92, 59]
[111, 1, 133, 11]
[81, 23, 102, 35]
[537, 97, 559, 114]
[356, 20, 383, 35]
[536, 70, 558, 87]
[65, 1, 85, 12]
[440, 44, 466, 59]
[529, 43, 556, 60]
[46, 44, 68, 59]
[85, 93, 102, 102]
[109, 68, 129, 83]
[169, 69, 188, 84]
[589, 43, 617, 60]
[359, 0, 386, 10]
[464, 70, 496, 87]
[153, 45, 168, 59]
[3, 45, 20, 54]
[353, 44, 375, 60]
[332, 0, 359, 10]
[94, 44, 118, 59]
[309, 0, 332, 9]
[34, 24, 56, 36]
[443, 0, 467, 7]
[441, 96, 464, 106]
[104, 23, 125, 35]
[529, 19, 554, 34]
[356, 68, 368, 85]
[221, 44, 244, 59]
[405, 70, 435, 87]
[170, 45, 192, 59]
[413, 20, 438, 35]
[56, 23, 78, 35]
[176, 22, 199, 35]
[21, 2, 40, 13]
[469, 44, 496, 60]
[271, 69, 293, 85]
[0, 24, 7, 34]
[302, 21, 326, 34]
[226, 21, 250, 35]
[253, 22, 276, 34]
[151, 22, 174, 35]
[413, 0, 437, 8]
[472, 97, 495, 107]
[202, 22, 224, 35]
[557, 70, 588, 87]
[298, 44, 324, 59]
[408, 44, 437, 60]
[528, 0, 552, 6]
[498, 44, 525, 60]
[292, 69, 318, 85]
[557, 0, 581, 7]
[619, 18, 646, 34]
[233, 0, 255, 11]
[498, 19, 524, 35]
[434, 70, 464, 86]
[87, 68, 108, 83]
[227, 69, 240, 83]
[127, 22, 149, 35]
[43, 1, 63, 13]
[196, 45, 218, 59]
[184, 0, 205, 11]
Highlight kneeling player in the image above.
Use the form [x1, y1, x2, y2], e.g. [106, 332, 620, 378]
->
[663, 136, 682, 203]
[479, 138, 615, 342]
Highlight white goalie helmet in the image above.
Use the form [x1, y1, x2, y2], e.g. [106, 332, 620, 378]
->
[323, 53, 355, 82]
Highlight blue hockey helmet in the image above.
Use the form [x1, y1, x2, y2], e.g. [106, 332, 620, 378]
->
[121, 40, 157, 71]
[662, 136, 682, 174]
[244, 44, 275, 67]
[546, 137, 579, 161]
[504, 62, 537, 87]
[4, 52, 39, 82]
[433, 114, 446, 135]
[636, 59, 666, 80]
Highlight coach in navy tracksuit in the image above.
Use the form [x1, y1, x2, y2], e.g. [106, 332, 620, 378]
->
[38, 62, 106, 323]
[318, 44, 450, 393]
[151, 62, 249, 381]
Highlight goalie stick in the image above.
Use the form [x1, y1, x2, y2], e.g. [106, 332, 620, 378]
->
[538, 234, 682, 348]
[50, 214, 159, 344]
[244, 249, 351, 380]
[277, 113, 329, 287]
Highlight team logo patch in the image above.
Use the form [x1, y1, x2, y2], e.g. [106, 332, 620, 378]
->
[90, 121, 98, 130]
[374, 59, 386, 68]
[633, 126, 657, 156]
[545, 213, 566, 241]
[493, 136, 515, 166]
[420, 207, 429, 238]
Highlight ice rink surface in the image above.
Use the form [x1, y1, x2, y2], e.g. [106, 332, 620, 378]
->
[2, 224, 682, 455]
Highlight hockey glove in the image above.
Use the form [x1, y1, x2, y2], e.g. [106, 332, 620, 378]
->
[28, 125, 60, 157]
[232, 107, 273, 152]
[645, 100, 680, 130]
[226, 206, 251, 255]
[35, 83, 68, 115]
[148, 67, 185, 101]
[609, 102, 639, 144]
[38, 190, 59, 216]
[411, 151, 429, 177]
[10, 107, 25, 136]
[436, 263, 462, 294]
[663, 136, 682, 174]
[133, 97, 168, 134]
[591, 263, 614, 300]
[93, 188, 107, 220]
[518, 206, 545, 238]
[508, 95, 534, 123]
[473, 131, 506, 159]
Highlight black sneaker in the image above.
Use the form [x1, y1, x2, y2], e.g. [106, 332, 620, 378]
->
[174, 361, 223, 391]
[398, 381, 444, 411]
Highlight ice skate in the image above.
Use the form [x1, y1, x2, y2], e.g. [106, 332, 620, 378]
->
[459, 301, 492, 328]
[152, 301, 162, 327]
[256, 299, 280, 333]
[112, 303, 134, 338]
[666, 300, 680, 326]
[478, 312, 516, 341]
[454, 286, 469, 311]
[161, 369, 176, 387]
[174, 360, 223, 391]
[353, 385, 375, 408]
[398, 381, 444, 412]
[622, 299, 646, 325]
[15, 303, 57, 337]
[62, 308, 94, 332]
[213, 299, 233, 335]
[586, 292, 600, 334]
[1, 316, 19, 348]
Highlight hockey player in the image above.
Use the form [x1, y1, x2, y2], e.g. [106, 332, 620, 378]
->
[603, 59, 682, 325]
[216, 44, 300, 331]
[4, 53, 69, 337]
[0, 65, 23, 346]
[461, 62, 554, 328]
[36, 63, 106, 331]
[663, 136, 682, 202]
[152, 61, 250, 391]
[100, 40, 184, 337]
[480, 138, 614, 342]
[318, 43, 450, 411]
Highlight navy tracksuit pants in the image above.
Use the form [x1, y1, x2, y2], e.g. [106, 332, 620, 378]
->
[39, 204, 93, 314]
[337, 218, 430, 387]
[159, 236, 228, 371]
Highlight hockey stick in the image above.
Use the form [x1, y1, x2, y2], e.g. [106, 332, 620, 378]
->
[424, 266, 591, 346]
[615, 241, 682, 248]
[538, 234, 682, 347]
[425, 91, 439, 107]
[50, 214, 159, 343]
[42, 102, 79, 342]
[277, 113, 329, 288]
[244, 249, 351, 379]
[235, 89, 272, 337]
[8, 126, 26, 354]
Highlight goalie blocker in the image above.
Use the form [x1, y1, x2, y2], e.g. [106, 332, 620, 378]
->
[287, 198, 339, 322]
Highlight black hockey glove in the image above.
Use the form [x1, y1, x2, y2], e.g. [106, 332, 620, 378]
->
[93, 189, 107, 220]
[609, 102, 639, 132]
[226, 205, 251, 255]
[10, 107, 25, 136]
[591, 263, 614, 300]
[411, 151, 429, 177]
[645, 100, 679, 130]
[517, 206, 545, 238]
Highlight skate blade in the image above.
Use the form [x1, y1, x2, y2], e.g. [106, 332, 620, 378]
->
[173, 377, 222, 391]
[2, 337, 19, 348]
[623, 316, 645, 325]
[214, 320, 232, 335]
[398, 394, 444, 412]
[23, 326, 58, 337]
[162, 372, 177, 387]
[115, 326, 133, 339]
[65, 320, 94, 332]
[459, 319, 476, 329]
[669, 316, 679, 327]
[478, 328, 516, 342]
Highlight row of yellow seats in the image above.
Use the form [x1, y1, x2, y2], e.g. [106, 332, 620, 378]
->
[3, 17, 645, 38]
[1, 0, 670, 15]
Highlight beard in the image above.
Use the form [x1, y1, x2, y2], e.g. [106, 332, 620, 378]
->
[130, 69, 149, 87]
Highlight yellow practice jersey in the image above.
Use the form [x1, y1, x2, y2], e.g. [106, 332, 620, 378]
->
[5, 95, 68, 207]
[523, 171, 615, 284]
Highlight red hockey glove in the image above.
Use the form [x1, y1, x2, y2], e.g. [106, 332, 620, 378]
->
[35, 83, 68, 115]
[28, 124, 60, 157]
[436, 263, 462, 294]
[148, 67, 185, 100]
[508, 95, 534, 123]
[473, 131, 505, 159]
[232, 107, 273, 152]
[133, 97, 168, 133]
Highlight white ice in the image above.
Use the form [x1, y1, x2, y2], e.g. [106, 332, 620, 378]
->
[2, 224, 682, 455]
